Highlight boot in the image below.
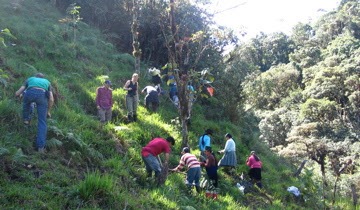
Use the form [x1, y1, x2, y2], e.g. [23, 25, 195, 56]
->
[133, 113, 137, 122]
[127, 114, 133, 122]
[256, 181, 263, 189]
[195, 186, 201, 193]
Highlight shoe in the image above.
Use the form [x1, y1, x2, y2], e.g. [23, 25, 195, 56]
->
[24, 120, 30, 125]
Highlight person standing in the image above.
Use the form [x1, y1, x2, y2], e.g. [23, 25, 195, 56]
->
[124, 73, 139, 122]
[246, 151, 263, 188]
[141, 85, 160, 112]
[198, 129, 213, 160]
[201, 146, 218, 188]
[15, 73, 54, 152]
[171, 147, 202, 193]
[218, 133, 237, 173]
[141, 136, 175, 185]
[96, 80, 113, 123]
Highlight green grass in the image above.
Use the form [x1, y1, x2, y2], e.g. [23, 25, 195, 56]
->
[0, 0, 355, 209]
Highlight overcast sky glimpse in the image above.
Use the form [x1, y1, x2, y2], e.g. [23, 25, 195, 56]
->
[206, 0, 340, 39]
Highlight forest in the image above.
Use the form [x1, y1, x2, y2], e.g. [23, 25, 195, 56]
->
[0, 0, 359, 209]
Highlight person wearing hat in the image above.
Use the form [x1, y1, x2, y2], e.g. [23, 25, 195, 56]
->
[171, 147, 202, 193]
[218, 133, 237, 174]
[201, 146, 218, 188]
[15, 73, 54, 152]
[96, 80, 113, 123]
[198, 129, 213, 159]
[246, 151, 262, 188]
[141, 136, 175, 185]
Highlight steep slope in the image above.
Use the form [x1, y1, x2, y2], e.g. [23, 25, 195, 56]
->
[1, 0, 354, 209]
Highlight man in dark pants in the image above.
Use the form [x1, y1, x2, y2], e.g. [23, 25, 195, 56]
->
[141, 136, 175, 185]
[141, 85, 160, 112]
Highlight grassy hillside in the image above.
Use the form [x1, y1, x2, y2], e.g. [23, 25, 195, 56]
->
[0, 0, 354, 209]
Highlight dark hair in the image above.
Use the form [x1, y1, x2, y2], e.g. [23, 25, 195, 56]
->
[182, 147, 190, 153]
[205, 129, 213, 135]
[35, 73, 45, 78]
[251, 152, 260, 161]
[166, 136, 175, 145]
[225, 133, 232, 138]
[205, 146, 212, 152]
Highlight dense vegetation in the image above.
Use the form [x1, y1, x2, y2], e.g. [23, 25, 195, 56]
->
[0, 0, 358, 209]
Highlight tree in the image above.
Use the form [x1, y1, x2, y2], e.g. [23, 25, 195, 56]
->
[131, 0, 141, 73]
[161, 0, 222, 147]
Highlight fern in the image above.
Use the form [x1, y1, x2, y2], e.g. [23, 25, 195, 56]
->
[0, 147, 10, 156]
[47, 137, 63, 149]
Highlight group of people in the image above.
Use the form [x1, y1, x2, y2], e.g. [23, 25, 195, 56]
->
[140, 129, 263, 195]
[15, 73, 262, 193]
[15, 72, 161, 152]
[96, 73, 161, 124]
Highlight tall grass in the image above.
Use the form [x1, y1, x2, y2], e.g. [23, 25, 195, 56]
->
[0, 0, 355, 209]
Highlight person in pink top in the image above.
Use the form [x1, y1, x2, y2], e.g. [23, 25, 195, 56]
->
[141, 137, 175, 184]
[171, 147, 202, 193]
[246, 151, 263, 188]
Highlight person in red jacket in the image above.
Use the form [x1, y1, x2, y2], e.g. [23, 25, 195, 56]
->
[246, 151, 263, 188]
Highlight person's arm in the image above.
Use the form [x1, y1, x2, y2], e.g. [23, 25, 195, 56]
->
[95, 87, 101, 109]
[15, 86, 26, 97]
[205, 135, 211, 147]
[47, 91, 54, 117]
[110, 90, 113, 107]
[223, 140, 230, 152]
[123, 80, 131, 90]
[203, 158, 210, 167]
[246, 156, 252, 167]
[164, 152, 170, 164]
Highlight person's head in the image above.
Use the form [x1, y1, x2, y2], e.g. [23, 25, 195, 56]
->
[132, 73, 139, 82]
[182, 147, 190, 154]
[225, 133, 232, 139]
[205, 146, 212, 154]
[205, 129, 213, 135]
[251, 151, 260, 161]
[104, 80, 112, 88]
[35, 73, 45, 78]
[166, 136, 175, 146]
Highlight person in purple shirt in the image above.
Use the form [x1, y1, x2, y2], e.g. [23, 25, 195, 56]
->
[96, 80, 113, 123]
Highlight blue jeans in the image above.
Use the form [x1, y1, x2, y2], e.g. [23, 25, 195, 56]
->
[186, 167, 201, 187]
[23, 89, 48, 149]
[142, 154, 161, 177]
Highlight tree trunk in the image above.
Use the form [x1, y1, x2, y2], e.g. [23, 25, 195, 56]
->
[169, 0, 190, 147]
[351, 184, 358, 208]
[293, 160, 307, 177]
[132, 0, 141, 73]
[332, 176, 339, 206]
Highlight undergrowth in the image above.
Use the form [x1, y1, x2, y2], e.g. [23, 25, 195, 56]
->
[0, 0, 354, 209]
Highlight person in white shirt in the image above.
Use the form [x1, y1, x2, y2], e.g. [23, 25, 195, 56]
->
[141, 85, 160, 112]
[218, 133, 237, 174]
